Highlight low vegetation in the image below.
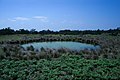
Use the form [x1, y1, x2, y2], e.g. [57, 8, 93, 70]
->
[0, 34, 120, 60]
[0, 28, 120, 79]
[0, 54, 120, 80]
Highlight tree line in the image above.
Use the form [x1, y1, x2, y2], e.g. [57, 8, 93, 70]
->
[0, 27, 120, 35]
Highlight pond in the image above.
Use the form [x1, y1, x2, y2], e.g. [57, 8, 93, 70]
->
[22, 41, 100, 51]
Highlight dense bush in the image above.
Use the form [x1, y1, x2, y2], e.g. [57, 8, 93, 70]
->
[0, 54, 120, 80]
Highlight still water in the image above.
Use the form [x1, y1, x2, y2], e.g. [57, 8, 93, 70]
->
[22, 41, 100, 51]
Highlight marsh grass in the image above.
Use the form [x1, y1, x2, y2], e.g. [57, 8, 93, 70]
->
[0, 34, 120, 60]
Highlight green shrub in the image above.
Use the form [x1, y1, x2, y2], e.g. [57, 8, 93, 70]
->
[0, 55, 120, 79]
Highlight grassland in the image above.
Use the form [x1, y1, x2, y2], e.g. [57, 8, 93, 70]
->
[0, 34, 42, 41]
[0, 34, 120, 79]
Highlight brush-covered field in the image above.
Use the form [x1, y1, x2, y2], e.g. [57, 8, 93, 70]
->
[0, 54, 120, 80]
[0, 34, 120, 79]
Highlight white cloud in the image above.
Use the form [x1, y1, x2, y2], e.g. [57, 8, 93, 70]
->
[8, 17, 30, 22]
[33, 16, 47, 19]
[14, 17, 29, 21]
[33, 16, 48, 22]
[8, 16, 48, 22]
[8, 19, 16, 22]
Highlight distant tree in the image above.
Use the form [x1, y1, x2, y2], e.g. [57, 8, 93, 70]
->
[39, 29, 54, 34]
[0, 27, 15, 35]
[16, 29, 29, 34]
[0, 27, 120, 35]
[117, 27, 120, 30]
[96, 29, 101, 34]
[30, 29, 38, 34]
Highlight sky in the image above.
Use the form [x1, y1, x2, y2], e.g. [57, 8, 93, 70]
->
[0, 0, 120, 31]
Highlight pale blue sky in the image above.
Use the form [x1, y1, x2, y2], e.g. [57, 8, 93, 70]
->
[0, 0, 120, 31]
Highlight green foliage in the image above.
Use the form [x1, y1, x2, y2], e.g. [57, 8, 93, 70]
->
[0, 55, 120, 79]
[0, 47, 6, 59]
[0, 34, 120, 79]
